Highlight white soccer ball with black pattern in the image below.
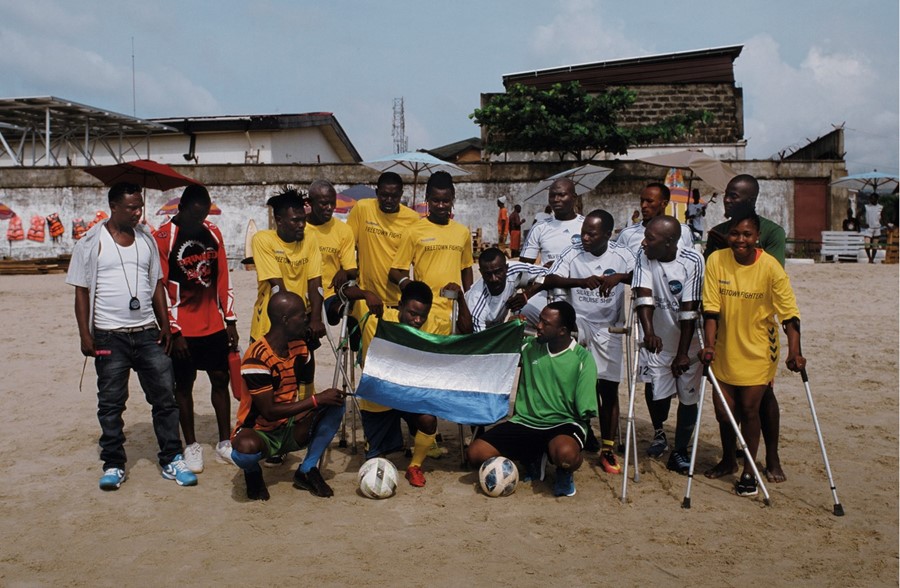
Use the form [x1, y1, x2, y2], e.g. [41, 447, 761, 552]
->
[358, 457, 399, 499]
[478, 456, 519, 497]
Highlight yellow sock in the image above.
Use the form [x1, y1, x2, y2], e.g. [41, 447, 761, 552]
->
[300, 382, 316, 401]
[602, 439, 615, 451]
[410, 431, 437, 468]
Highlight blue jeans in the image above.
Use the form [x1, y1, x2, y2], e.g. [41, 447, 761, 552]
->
[93, 327, 182, 470]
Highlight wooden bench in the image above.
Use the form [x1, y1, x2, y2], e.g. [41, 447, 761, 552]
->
[820, 231, 864, 263]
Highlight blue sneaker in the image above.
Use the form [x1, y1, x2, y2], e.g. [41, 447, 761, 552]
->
[553, 467, 576, 497]
[162, 454, 198, 486]
[99, 468, 126, 490]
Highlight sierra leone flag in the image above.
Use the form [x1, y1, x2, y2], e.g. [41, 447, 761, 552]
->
[355, 320, 525, 425]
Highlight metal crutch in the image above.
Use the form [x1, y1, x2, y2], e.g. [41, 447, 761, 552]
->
[613, 301, 642, 502]
[681, 319, 709, 509]
[800, 368, 844, 516]
[441, 287, 469, 467]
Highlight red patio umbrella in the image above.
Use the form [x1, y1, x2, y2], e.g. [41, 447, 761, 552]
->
[156, 197, 222, 216]
[0, 203, 15, 220]
[83, 159, 201, 191]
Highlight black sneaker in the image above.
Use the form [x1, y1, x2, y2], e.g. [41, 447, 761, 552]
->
[293, 466, 334, 497]
[666, 450, 691, 475]
[263, 454, 284, 468]
[647, 429, 668, 458]
[734, 473, 758, 497]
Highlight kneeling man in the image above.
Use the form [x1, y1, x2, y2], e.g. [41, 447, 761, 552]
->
[231, 291, 345, 501]
[466, 301, 598, 497]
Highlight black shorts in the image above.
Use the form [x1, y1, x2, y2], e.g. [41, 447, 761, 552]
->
[476, 421, 585, 462]
[172, 329, 229, 378]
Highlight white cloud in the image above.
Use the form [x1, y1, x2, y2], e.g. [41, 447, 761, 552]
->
[0, 12, 219, 119]
[529, 0, 645, 65]
[738, 34, 898, 171]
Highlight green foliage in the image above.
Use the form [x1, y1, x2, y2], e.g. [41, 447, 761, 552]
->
[470, 82, 712, 161]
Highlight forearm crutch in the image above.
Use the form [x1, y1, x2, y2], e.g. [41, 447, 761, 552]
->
[682, 320, 709, 508]
[613, 301, 642, 502]
[800, 368, 844, 516]
[443, 288, 469, 467]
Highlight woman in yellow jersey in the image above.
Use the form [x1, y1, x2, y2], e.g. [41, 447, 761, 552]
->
[700, 208, 806, 497]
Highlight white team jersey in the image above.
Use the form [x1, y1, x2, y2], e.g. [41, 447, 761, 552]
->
[465, 261, 548, 332]
[549, 240, 636, 329]
[520, 215, 585, 264]
[633, 248, 704, 350]
[615, 221, 694, 256]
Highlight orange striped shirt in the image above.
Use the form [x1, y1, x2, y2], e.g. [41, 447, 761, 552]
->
[235, 337, 311, 432]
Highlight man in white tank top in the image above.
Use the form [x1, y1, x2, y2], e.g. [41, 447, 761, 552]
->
[67, 182, 196, 490]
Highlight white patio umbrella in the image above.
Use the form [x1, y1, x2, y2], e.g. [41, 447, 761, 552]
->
[830, 171, 899, 194]
[361, 151, 469, 207]
[522, 163, 614, 202]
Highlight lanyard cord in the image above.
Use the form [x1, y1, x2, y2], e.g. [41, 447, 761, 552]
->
[111, 231, 140, 300]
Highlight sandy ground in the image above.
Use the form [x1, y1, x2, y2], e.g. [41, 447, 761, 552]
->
[0, 262, 897, 587]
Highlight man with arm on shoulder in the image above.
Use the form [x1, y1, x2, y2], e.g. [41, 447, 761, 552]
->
[703, 173, 788, 482]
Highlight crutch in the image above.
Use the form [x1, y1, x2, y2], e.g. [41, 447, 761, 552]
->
[690, 322, 771, 506]
[613, 299, 642, 502]
[681, 320, 710, 509]
[800, 367, 844, 516]
[441, 287, 469, 467]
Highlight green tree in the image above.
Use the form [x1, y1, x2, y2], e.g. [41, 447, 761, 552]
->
[470, 82, 712, 161]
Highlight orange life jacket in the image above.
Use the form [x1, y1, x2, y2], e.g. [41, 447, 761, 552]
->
[27, 215, 45, 242]
[47, 213, 65, 238]
[86, 210, 108, 230]
[6, 215, 24, 241]
[72, 218, 88, 240]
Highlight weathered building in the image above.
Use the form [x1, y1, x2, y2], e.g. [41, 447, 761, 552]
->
[484, 45, 747, 161]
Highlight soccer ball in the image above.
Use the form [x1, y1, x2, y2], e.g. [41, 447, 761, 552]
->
[478, 456, 519, 497]
[358, 457, 399, 499]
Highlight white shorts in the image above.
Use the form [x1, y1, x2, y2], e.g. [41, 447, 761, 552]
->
[643, 350, 703, 405]
[576, 317, 624, 383]
[863, 227, 881, 239]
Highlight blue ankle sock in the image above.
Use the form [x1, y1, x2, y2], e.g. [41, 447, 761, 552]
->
[232, 450, 263, 473]
[300, 405, 344, 474]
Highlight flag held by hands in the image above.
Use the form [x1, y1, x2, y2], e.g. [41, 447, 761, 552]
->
[356, 320, 524, 425]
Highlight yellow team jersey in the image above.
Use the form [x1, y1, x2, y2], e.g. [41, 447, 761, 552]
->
[306, 217, 357, 299]
[346, 199, 419, 307]
[250, 230, 322, 340]
[393, 218, 473, 328]
[702, 249, 800, 386]
[356, 307, 451, 412]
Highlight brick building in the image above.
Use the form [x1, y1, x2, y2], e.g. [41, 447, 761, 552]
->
[483, 45, 747, 161]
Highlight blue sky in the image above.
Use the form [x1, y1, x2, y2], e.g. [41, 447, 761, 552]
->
[1, 0, 897, 172]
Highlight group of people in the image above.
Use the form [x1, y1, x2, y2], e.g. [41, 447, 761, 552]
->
[68, 169, 806, 502]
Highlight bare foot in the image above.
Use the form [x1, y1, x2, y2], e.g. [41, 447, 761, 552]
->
[765, 459, 787, 483]
[704, 460, 738, 479]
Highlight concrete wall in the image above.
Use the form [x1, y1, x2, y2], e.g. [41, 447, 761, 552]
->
[0, 159, 847, 260]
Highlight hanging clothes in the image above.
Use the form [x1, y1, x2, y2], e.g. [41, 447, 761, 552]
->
[27, 215, 46, 242]
[7, 215, 24, 242]
[86, 210, 108, 230]
[72, 217, 88, 240]
[47, 213, 65, 240]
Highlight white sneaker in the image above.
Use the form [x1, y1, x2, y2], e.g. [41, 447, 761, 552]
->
[215, 440, 235, 466]
[183, 442, 204, 473]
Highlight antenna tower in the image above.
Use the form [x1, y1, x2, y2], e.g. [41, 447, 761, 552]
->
[392, 97, 407, 153]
